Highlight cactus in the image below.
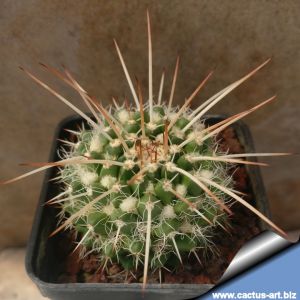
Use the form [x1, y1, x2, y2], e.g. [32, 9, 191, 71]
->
[2, 12, 289, 287]
[54, 103, 233, 275]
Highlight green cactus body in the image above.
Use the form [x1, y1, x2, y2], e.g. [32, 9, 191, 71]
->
[58, 105, 232, 273]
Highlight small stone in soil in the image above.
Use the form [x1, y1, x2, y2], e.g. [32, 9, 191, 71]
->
[81, 254, 99, 273]
[108, 264, 121, 276]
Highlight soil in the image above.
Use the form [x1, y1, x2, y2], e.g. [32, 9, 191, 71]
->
[56, 126, 262, 285]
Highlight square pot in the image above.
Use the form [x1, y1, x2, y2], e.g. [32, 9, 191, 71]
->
[25, 115, 269, 300]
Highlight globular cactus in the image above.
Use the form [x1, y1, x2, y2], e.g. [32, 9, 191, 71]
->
[54, 103, 232, 278]
[2, 12, 289, 287]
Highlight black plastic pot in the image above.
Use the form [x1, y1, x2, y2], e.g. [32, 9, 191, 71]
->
[25, 115, 270, 300]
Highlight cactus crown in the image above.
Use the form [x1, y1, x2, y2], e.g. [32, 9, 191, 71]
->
[2, 12, 288, 287]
